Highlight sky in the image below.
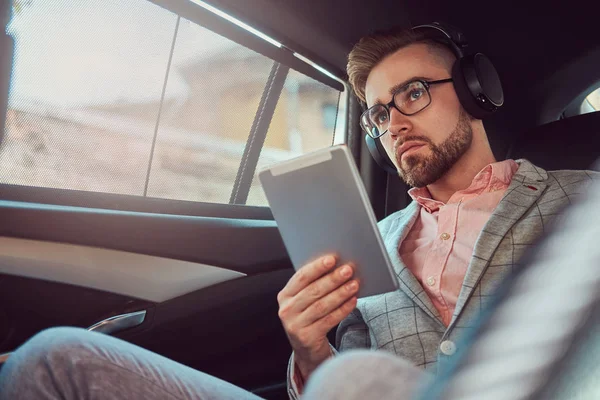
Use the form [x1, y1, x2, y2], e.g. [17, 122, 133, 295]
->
[7, 0, 240, 108]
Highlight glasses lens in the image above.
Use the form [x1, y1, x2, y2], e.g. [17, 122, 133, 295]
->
[361, 105, 389, 138]
[395, 81, 430, 115]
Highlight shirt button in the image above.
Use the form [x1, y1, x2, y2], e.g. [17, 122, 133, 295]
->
[440, 340, 456, 356]
[440, 233, 451, 240]
[426, 276, 436, 286]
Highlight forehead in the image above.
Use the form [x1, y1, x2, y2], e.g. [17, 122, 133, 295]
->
[364, 43, 449, 106]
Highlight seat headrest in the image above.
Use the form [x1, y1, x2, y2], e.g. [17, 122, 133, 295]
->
[507, 112, 600, 171]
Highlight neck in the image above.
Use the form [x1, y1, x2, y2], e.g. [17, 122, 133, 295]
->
[427, 127, 496, 203]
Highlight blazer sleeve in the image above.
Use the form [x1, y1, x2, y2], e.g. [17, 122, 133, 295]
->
[336, 307, 371, 351]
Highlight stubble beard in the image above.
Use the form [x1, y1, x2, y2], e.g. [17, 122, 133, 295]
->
[396, 109, 474, 188]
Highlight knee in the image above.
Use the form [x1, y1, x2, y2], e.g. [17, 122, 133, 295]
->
[304, 350, 427, 400]
[2, 327, 97, 379]
[313, 349, 421, 382]
[18, 327, 96, 363]
[27, 326, 91, 346]
[0, 327, 97, 398]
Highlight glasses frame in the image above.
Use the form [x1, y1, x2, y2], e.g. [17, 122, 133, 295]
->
[361, 78, 453, 139]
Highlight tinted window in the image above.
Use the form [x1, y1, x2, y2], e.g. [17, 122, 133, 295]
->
[3, 0, 345, 206]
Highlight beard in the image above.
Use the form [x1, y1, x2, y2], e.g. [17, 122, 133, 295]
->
[395, 109, 473, 188]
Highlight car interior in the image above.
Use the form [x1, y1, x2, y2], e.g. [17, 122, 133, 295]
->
[0, 1, 598, 399]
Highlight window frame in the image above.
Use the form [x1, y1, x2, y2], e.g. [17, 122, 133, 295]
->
[0, 0, 349, 213]
[147, 0, 344, 91]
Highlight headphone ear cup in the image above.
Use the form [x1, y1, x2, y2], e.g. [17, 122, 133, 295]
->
[365, 134, 398, 175]
[451, 53, 504, 119]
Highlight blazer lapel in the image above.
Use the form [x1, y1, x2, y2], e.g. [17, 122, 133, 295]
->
[451, 160, 549, 324]
[384, 202, 444, 325]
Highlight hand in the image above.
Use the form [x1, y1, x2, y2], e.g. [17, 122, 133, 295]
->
[277, 254, 359, 379]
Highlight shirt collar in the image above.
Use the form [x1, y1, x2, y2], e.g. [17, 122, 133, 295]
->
[408, 159, 519, 213]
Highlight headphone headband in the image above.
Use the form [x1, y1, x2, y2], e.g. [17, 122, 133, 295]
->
[411, 22, 468, 58]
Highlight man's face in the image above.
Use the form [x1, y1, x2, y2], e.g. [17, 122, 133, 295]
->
[364, 43, 473, 188]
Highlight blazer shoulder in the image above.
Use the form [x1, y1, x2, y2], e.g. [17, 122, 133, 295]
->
[546, 169, 600, 183]
[545, 169, 600, 190]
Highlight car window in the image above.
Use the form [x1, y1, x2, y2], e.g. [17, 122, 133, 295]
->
[2, 0, 346, 207]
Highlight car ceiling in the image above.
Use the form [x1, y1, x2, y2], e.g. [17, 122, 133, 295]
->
[212, 0, 600, 154]
[215, 0, 598, 90]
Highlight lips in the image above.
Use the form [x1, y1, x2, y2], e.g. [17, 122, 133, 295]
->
[396, 141, 426, 159]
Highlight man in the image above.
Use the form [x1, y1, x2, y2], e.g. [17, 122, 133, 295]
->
[300, 161, 600, 400]
[0, 23, 597, 400]
[277, 24, 599, 399]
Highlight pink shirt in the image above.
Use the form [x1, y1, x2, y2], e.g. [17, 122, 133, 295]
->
[399, 160, 519, 326]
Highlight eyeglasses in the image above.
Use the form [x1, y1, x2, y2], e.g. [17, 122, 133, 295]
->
[360, 78, 453, 139]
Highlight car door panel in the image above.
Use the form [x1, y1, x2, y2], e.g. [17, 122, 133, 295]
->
[0, 237, 247, 302]
[0, 200, 295, 399]
[0, 199, 288, 275]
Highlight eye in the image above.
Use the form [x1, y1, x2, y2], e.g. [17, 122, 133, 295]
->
[409, 88, 425, 101]
[375, 112, 389, 124]
[368, 106, 389, 126]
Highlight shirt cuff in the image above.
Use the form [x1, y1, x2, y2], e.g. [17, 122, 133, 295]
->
[287, 346, 337, 399]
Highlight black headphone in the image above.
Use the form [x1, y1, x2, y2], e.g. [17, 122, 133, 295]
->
[364, 22, 504, 174]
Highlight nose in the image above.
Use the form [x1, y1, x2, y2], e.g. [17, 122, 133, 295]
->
[387, 107, 412, 140]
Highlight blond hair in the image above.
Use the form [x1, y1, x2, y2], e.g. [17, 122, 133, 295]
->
[347, 27, 454, 103]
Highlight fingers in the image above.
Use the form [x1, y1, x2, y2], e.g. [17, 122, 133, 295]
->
[281, 294, 358, 356]
[296, 278, 359, 326]
[292, 263, 355, 311]
[312, 295, 358, 335]
[277, 255, 360, 360]
[280, 254, 338, 298]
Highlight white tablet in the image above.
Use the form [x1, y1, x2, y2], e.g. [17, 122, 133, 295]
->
[258, 144, 399, 298]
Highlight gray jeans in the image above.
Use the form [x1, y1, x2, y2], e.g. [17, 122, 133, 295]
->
[0, 327, 426, 399]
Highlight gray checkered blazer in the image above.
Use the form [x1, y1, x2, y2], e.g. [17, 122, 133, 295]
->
[334, 159, 599, 374]
[287, 160, 599, 398]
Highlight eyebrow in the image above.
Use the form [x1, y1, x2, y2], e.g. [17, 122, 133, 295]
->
[373, 76, 430, 106]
